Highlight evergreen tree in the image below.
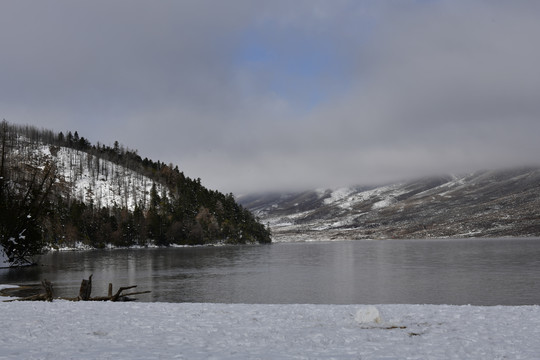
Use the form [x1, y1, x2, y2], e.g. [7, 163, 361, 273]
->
[0, 160, 58, 265]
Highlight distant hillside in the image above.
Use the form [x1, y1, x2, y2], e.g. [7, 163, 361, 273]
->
[1, 121, 270, 266]
[240, 168, 540, 242]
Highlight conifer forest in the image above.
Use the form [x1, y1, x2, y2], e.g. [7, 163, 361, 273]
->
[0, 120, 271, 266]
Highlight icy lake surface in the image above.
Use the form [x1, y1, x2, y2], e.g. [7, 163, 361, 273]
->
[2, 238, 539, 305]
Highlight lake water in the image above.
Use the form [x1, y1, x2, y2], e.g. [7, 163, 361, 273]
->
[1, 238, 539, 305]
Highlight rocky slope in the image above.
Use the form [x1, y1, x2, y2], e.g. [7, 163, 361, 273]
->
[240, 167, 540, 241]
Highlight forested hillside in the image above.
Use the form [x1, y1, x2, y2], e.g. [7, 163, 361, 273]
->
[0, 121, 270, 266]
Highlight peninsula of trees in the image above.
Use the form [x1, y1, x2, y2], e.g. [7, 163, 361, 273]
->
[0, 121, 271, 266]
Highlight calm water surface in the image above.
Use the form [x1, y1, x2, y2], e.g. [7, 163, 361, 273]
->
[1, 238, 539, 305]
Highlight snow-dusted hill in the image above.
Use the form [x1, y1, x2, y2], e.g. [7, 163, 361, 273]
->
[1, 123, 271, 263]
[240, 167, 540, 241]
[5, 132, 170, 214]
[30, 144, 165, 211]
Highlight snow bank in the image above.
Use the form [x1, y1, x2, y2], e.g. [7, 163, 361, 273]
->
[1, 301, 539, 359]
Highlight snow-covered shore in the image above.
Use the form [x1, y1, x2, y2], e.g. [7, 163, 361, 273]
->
[1, 298, 539, 359]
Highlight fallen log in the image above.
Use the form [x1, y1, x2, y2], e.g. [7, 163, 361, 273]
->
[3, 276, 150, 302]
[4, 279, 54, 302]
[75, 276, 151, 302]
[4, 294, 48, 302]
[91, 288, 152, 302]
[71, 277, 150, 302]
[89, 285, 151, 302]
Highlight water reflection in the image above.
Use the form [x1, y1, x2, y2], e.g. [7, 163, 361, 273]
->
[1, 238, 539, 305]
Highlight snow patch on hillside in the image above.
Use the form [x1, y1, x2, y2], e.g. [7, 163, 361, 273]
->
[323, 187, 354, 206]
[33, 144, 165, 211]
[372, 197, 397, 209]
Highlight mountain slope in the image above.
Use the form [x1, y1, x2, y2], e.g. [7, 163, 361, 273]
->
[1, 121, 270, 266]
[241, 168, 540, 241]
[16, 142, 167, 212]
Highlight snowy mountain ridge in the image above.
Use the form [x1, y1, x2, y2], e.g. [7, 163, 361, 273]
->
[240, 167, 540, 241]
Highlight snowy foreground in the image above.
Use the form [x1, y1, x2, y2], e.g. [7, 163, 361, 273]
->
[1, 297, 539, 360]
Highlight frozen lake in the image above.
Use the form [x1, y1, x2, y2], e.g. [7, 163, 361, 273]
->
[1, 238, 539, 305]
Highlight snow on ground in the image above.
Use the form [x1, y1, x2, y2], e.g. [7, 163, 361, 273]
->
[0, 299, 539, 359]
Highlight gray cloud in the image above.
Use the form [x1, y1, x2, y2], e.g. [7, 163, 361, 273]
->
[1, 1, 539, 193]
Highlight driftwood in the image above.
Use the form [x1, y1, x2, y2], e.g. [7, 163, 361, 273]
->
[89, 285, 151, 302]
[4, 280, 54, 302]
[4, 276, 150, 302]
[69, 275, 151, 302]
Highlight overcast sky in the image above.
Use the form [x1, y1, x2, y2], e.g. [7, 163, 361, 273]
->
[2, 0, 540, 194]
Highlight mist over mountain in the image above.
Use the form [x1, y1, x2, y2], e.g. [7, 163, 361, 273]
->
[240, 168, 540, 242]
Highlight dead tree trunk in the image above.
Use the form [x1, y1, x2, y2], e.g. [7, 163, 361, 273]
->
[78, 274, 92, 300]
[42, 279, 54, 302]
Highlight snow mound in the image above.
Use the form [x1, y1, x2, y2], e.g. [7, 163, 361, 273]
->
[354, 306, 381, 324]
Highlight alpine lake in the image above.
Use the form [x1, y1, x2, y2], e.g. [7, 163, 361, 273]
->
[1, 238, 539, 305]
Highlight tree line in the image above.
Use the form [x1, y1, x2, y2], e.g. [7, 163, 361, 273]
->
[0, 120, 271, 266]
